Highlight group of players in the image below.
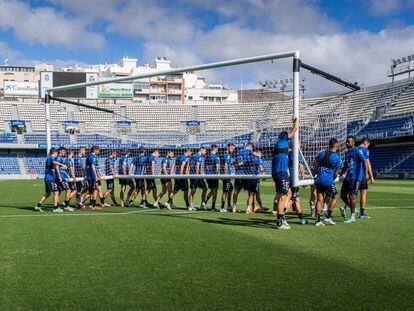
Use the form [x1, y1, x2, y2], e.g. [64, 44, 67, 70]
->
[34, 116, 374, 230]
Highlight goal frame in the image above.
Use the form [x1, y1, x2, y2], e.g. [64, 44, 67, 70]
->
[45, 50, 359, 187]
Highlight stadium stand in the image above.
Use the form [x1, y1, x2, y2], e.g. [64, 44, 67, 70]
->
[0, 133, 18, 143]
[0, 154, 21, 174]
[370, 144, 414, 174]
[0, 76, 413, 176]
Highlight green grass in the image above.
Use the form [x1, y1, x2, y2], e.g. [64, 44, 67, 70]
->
[0, 179, 413, 310]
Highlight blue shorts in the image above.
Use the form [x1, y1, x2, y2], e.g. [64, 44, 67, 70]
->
[58, 180, 70, 192]
[222, 179, 233, 193]
[272, 173, 290, 195]
[174, 179, 188, 192]
[341, 179, 360, 196]
[247, 179, 260, 194]
[45, 180, 58, 193]
[190, 179, 206, 190]
[316, 183, 338, 197]
[360, 179, 368, 190]
[87, 180, 101, 193]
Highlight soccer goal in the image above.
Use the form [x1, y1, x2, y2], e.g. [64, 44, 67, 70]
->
[43, 50, 358, 187]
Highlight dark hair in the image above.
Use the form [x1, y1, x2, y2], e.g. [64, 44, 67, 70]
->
[59, 147, 67, 151]
[227, 143, 235, 148]
[329, 138, 338, 148]
[91, 146, 100, 152]
[199, 146, 206, 151]
[211, 145, 218, 149]
[184, 148, 191, 153]
[78, 146, 85, 151]
[110, 149, 117, 154]
[50, 148, 57, 154]
[346, 135, 356, 141]
[361, 137, 370, 144]
[123, 148, 130, 155]
[278, 131, 288, 139]
[246, 142, 253, 147]
[139, 146, 145, 154]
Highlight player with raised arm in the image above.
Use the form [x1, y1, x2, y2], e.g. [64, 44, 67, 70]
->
[143, 149, 160, 208]
[246, 149, 264, 214]
[313, 138, 342, 226]
[169, 148, 191, 210]
[103, 150, 120, 206]
[232, 142, 253, 213]
[74, 147, 87, 208]
[85, 146, 102, 210]
[56, 147, 74, 212]
[118, 149, 135, 207]
[204, 145, 220, 212]
[221, 143, 235, 212]
[35, 148, 61, 212]
[155, 150, 174, 210]
[129, 147, 146, 207]
[340, 136, 369, 224]
[286, 144, 309, 225]
[189, 147, 207, 211]
[358, 138, 374, 219]
[272, 116, 298, 230]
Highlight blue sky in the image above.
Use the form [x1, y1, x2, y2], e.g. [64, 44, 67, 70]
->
[1, 0, 414, 90]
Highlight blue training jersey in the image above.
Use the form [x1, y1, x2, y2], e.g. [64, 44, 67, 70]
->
[133, 154, 147, 175]
[61, 157, 72, 181]
[73, 154, 86, 177]
[44, 156, 56, 181]
[85, 154, 98, 180]
[174, 155, 189, 174]
[344, 147, 365, 181]
[105, 156, 116, 176]
[205, 153, 220, 175]
[161, 157, 172, 175]
[359, 146, 370, 178]
[189, 153, 203, 174]
[272, 132, 290, 175]
[144, 155, 157, 175]
[251, 156, 264, 175]
[235, 148, 252, 174]
[220, 152, 235, 174]
[118, 155, 132, 175]
[314, 149, 342, 186]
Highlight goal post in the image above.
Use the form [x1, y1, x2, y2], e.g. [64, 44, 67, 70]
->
[44, 50, 358, 187]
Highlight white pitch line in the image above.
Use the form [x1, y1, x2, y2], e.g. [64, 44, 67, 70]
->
[0, 206, 412, 219]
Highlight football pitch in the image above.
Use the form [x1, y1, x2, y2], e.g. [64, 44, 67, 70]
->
[0, 179, 413, 310]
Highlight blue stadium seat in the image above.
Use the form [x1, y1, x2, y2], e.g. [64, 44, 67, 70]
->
[0, 133, 18, 143]
[0, 154, 20, 174]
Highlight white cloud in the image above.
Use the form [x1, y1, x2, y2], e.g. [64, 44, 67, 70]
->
[367, 0, 403, 16]
[0, 0, 105, 49]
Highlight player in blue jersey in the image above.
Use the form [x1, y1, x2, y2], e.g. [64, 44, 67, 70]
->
[64, 150, 78, 209]
[129, 147, 147, 207]
[221, 143, 235, 212]
[103, 150, 120, 206]
[189, 147, 207, 211]
[118, 149, 135, 207]
[313, 138, 342, 226]
[73, 146, 89, 207]
[232, 142, 253, 213]
[204, 146, 220, 212]
[169, 148, 191, 209]
[142, 149, 160, 208]
[340, 136, 369, 223]
[285, 145, 309, 225]
[272, 116, 298, 229]
[154, 150, 174, 210]
[35, 148, 62, 212]
[85, 146, 102, 210]
[358, 138, 374, 219]
[246, 149, 264, 214]
[56, 147, 75, 212]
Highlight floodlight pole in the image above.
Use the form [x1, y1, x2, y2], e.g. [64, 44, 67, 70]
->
[292, 50, 300, 188]
[45, 93, 51, 155]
